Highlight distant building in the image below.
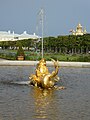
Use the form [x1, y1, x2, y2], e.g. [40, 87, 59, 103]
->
[70, 23, 87, 36]
[0, 30, 40, 41]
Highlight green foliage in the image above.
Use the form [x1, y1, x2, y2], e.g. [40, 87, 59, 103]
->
[16, 42, 25, 60]
[0, 52, 16, 60]
[16, 46, 25, 56]
[77, 55, 90, 62]
[0, 34, 90, 61]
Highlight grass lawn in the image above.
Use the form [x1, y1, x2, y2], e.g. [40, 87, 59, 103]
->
[0, 50, 90, 62]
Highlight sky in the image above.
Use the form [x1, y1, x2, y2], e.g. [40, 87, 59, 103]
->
[0, 0, 90, 37]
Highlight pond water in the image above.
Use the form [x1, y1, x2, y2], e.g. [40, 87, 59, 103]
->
[0, 66, 90, 120]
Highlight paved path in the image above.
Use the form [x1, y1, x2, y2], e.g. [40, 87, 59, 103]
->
[0, 58, 8, 61]
[0, 60, 90, 68]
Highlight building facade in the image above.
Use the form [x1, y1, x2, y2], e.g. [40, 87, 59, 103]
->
[70, 23, 87, 35]
[0, 31, 40, 41]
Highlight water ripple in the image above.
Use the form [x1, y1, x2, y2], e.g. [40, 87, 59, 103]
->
[0, 66, 90, 120]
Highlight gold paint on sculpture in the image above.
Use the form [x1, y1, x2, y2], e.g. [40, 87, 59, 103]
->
[29, 58, 60, 89]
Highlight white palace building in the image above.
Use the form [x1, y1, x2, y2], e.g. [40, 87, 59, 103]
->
[0, 30, 40, 41]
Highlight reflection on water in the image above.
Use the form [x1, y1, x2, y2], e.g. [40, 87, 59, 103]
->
[0, 66, 90, 120]
[32, 88, 55, 119]
[32, 87, 61, 120]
